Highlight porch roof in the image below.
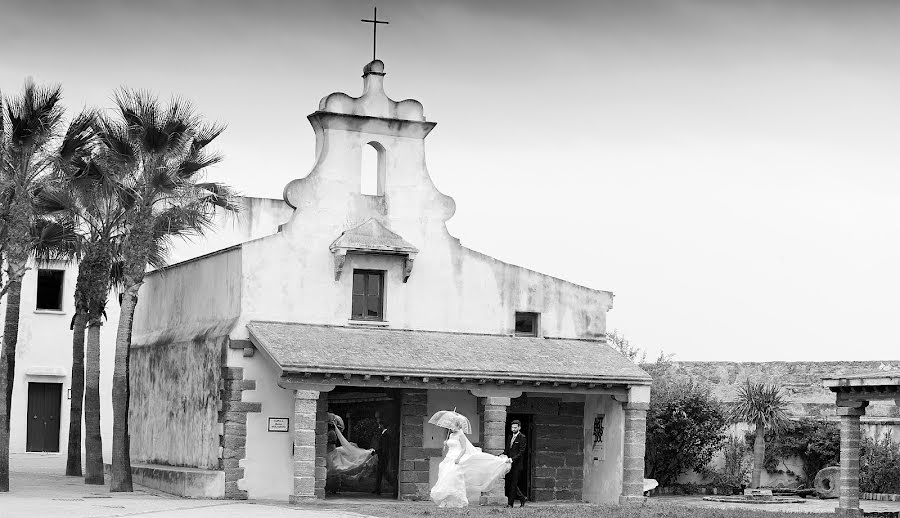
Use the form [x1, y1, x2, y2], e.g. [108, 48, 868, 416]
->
[823, 370, 900, 402]
[246, 321, 651, 386]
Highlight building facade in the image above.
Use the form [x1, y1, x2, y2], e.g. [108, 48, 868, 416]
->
[126, 60, 652, 504]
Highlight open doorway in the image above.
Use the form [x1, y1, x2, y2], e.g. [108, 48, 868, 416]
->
[505, 413, 534, 500]
[325, 386, 401, 499]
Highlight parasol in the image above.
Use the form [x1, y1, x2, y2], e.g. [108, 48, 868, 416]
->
[428, 410, 472, 434]
[327, 412, 345, 430]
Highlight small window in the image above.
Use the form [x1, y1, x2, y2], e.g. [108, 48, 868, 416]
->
[351, 270, 384, 321]
[36, 269, 65, 311]
[361, 142, 385, 196]
[514, 312, 539, 337]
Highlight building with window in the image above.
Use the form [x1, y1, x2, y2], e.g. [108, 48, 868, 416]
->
[123, 60, 652, 505]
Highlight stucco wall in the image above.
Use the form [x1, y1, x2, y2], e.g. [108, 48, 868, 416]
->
[133, 247, 243, 346]
[232, 118, 611, 339]
[583, 394, 625, 504]
[4, 259, 117, 458]
[238, 348, 294, 500]
[129, 336, 224, 469]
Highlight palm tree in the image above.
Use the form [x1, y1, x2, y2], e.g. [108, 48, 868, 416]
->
[730, 380, 791, 489]
[41, 144, 178, 484]
[0, 82, 91, 491]
[96, 90, 237, 492]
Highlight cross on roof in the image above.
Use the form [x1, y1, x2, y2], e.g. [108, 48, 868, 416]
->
[361, 6, 389, 62]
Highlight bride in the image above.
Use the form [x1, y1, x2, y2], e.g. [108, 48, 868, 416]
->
[326, 414, 376, 477]
[430, 417, 511, 507]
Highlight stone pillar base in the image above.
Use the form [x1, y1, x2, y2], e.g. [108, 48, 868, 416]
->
[288, 494, 318, 504]
[834, 508, 863, 518]
[480, 493, 508, 506]
[619, 495, 647, 505]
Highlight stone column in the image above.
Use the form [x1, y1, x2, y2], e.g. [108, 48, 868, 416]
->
[314, 393, 329, 499]
[399, 390, 429, 500]
[289, 389, 320, 503]
[835, 401, 868, 518]
[481, 396, 510, 506]
[619, 402, 649, 505]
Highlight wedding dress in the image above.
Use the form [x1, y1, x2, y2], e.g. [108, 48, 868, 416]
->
[430, 429, 511, 507]
[326, 424, 376, 475]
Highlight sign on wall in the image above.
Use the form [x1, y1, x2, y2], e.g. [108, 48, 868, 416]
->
[267, 417, 290, 432]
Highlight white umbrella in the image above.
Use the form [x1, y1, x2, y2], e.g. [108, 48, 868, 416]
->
[428, 410, 471, 434]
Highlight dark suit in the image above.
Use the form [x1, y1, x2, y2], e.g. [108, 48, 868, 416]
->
[373, 428, 396, 494]
[503, 432, 527, 506]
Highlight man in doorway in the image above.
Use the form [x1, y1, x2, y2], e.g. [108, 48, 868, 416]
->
[372, 419, 396, 495]
[503, 419, 527, 507]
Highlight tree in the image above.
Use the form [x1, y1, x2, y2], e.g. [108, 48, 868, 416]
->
[607, 329, 646, 363]
[96, 90, 237, 491]
[729, 380, 791, 488]
[645, 377, 729, 486]
[0, 82, 90, 491]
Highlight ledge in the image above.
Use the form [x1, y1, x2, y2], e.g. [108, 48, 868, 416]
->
[105, 462, 224, 498]
[348, 319, 390, 327]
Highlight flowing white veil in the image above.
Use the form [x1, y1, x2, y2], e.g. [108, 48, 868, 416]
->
[328, 422, 375, 473]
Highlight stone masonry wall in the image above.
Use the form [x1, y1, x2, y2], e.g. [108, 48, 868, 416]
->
[220, 365, 262, 499]
[399, 390, 436, 500]
[509, 396, 584, 502]
[671, 361, 900, 418]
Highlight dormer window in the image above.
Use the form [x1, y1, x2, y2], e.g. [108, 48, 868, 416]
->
[514, 312, 539, 337]
[352, 270, 384, 321]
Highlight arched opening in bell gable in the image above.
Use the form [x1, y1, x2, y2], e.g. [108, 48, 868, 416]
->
[361, 141, 386, 196]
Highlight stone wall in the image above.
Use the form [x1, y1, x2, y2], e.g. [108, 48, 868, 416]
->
[129, 336, 224, 469]
[669, 361, 900, 418]
[220, 365, 261, 499]
[509, 395, 584, 502]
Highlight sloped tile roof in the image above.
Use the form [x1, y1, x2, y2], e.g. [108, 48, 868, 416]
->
[329, 218, 418, 254]
[246, 321, 651, 384]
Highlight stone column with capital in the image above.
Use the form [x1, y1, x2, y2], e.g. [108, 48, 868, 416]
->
[480, 396, 510, 506]
[619, 401, 649, 505]
[835, 401, 868, 518]
[289, 389, 321, 503]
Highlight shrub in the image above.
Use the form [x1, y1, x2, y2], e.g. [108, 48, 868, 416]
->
[645, 377, 729, 486]
[860, 430, 900, 494]
[703, 436, 752, 490]
[748, 418, 840, 487]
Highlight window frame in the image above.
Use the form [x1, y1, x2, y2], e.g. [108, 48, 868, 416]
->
[35, 268, 65, 311]
[514, 312, 540, 337]
[351, 269, 386, 321]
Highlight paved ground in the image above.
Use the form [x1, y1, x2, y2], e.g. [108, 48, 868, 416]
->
[3, 453, 900, 517]
[0, 453, 373, 518]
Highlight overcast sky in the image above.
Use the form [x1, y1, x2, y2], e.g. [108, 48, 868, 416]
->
[2, 0, 899, 362]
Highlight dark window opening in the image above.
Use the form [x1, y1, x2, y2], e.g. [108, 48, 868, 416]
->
[514, 312, 539, 337]
[351, 270, 384, 321]
[36, 269, 64, 311]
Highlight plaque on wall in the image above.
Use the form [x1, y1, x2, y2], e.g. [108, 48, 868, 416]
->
[268, 417, 290, 432]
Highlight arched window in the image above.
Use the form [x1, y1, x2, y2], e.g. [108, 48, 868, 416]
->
[361, 141, 384, 195]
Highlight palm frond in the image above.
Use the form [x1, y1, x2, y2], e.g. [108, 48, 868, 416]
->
[31, 216, 80, 264]
[729, 380, 792, 434]
[57, 110, 95, 164]
[7, 79, 64, 150]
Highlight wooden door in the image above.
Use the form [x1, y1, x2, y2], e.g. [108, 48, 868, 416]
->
[26, 382, 62, 452]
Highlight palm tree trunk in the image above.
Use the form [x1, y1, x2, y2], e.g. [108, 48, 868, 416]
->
[110, 287, 137, 492]
[65, 311, 88, 476]
[751, 430, 766, 489]
[84, 320, 104, 485]
[0, 319, 9, 492]
[2, 276, 23, 432]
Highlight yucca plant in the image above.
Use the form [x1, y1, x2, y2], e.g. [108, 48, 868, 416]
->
[729, 381, 791, 488]
[95, 89, 237, 491]
[0, 82, 90, 491]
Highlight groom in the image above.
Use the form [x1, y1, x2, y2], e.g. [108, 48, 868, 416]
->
[503, 419, 527, 507]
